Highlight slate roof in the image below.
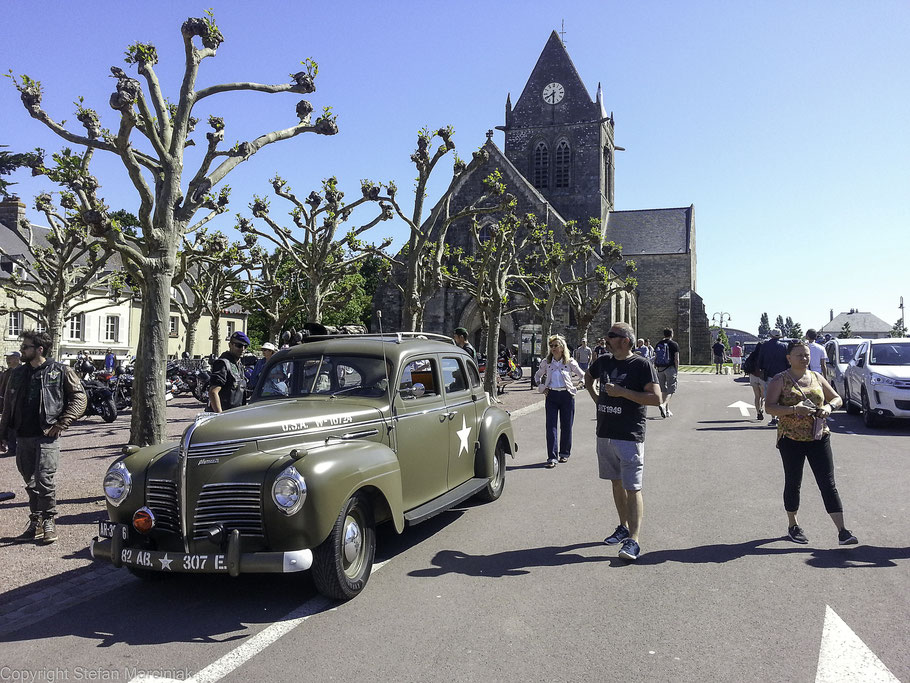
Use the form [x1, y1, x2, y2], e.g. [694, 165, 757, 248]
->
[819, 311, 891, 335]
[605, 207, 693, 255]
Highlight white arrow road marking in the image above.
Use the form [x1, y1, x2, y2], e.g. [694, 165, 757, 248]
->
[815, 605, 899, 682]
[129, 559, 391, 683]
[728, 400, 753, 416]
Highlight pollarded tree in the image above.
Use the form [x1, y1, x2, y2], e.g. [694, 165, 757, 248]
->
[442, 177, 528, 395]
[565, 238, 637, 343]
[239, 242, 310, 345]
[0, 150, 127, 353]
[378, 129, 512, 331]
[8, 13, 338, 445]
[238, 174, 392, 324]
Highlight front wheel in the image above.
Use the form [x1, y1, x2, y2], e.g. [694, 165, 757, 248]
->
[312, 493, 375, 600]
[861, 389, 881, 428]
[844, 385, 860, 415]
[100, 399, 117, 423]
[509, 366, 523, 380]
[476, 441, 506, 502]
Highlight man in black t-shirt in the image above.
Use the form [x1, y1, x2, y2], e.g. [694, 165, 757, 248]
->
[654, 328, 680, 418]
[585, 322, 661, 562]
[712, 339, 726, 374]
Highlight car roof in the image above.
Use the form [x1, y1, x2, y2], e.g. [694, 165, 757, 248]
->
[268, 335, 471, 365]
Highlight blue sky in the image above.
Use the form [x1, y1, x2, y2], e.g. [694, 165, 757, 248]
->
[2, 1, 908, 336]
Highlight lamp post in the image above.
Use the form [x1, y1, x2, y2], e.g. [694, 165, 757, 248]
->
[900, 296, 905, 336]
[712, 312, 731, 329]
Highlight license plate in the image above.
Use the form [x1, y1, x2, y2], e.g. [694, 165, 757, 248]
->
[98, 520, 116, 538]
[119, 546, 228, 573]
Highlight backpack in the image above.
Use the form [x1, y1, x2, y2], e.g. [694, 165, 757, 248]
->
[742, 345, 760, 375]
[654, 341, 671, 367]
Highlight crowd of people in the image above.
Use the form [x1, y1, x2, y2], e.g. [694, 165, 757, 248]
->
[1, 322, 859, 561]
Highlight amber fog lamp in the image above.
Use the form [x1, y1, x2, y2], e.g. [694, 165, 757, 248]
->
[132, 507, 156, 534]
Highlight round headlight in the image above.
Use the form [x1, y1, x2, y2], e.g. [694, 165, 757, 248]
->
[272, 465, 307, 516]
[104, 461, 132, 507]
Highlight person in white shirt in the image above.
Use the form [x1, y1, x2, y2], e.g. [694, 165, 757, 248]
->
[805, 329, 828, 377]
[534, 335, 586, 468]
[574, 339, 593, 372]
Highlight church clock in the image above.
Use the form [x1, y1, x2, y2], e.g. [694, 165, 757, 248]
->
[542, 82, 565, 105]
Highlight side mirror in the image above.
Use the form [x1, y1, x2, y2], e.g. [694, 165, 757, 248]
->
[412, 382, 426, 398]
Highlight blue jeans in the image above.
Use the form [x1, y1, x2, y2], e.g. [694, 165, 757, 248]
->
[545, 390, 575, 462]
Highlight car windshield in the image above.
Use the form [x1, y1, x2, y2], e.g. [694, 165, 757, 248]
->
[838, 344, 859, 364]
[869, 343, 910, 366]
[254, 355, 390, 399]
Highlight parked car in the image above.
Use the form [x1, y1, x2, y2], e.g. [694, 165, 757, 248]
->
[843, 338, 910, 427]
[823, 338, 863, 403]
[91, 332, 517, 600]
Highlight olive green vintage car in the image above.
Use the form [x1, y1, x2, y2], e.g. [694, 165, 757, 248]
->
[91, 333, 517, 599]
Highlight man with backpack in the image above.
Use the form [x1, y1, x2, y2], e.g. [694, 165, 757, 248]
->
[654, 328, 680, 418]
[742, 340, 765, 420]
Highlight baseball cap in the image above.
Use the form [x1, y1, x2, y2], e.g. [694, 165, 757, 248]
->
[227, 331, 251, 346]
[770, 328, 782, 337]
[5, 351, 21, 358]
[454, 327, 469, 337]
[261, 342, 278, 352]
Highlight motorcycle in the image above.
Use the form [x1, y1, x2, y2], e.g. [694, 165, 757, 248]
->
[477, 354, 523, 395]
[81, 378, 117, 423]
[166, 360, 191, 396]
[192, 367, 211, 405]
[109, 365, 133, 410]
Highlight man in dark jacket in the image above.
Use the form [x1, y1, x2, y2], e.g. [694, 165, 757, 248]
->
[757, 328, 789, 426]
[208, 331, 250, 413]
[0, 330, 87, 544]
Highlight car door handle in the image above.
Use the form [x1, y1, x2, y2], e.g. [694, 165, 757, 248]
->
[447, 411, 457, 420]
[439, 411, 456, 422]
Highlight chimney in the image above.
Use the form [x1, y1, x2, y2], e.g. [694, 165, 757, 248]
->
[0, 196, 26, 231]
[830, 309, 833, 322]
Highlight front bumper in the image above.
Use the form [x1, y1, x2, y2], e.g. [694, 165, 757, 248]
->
[867, 383, 910, 419]
[91, 523, 313, 577]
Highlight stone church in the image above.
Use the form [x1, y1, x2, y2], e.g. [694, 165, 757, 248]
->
[375, 31, 710, 364]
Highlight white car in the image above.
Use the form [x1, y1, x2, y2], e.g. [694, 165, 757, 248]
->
[843, 338, 910, 427]
[824, 338, 863, 403]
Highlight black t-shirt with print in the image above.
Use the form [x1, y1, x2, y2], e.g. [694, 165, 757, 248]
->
[589, 354, 658, 443]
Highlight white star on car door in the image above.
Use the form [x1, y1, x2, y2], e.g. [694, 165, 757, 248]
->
[456, 415, 472, 456]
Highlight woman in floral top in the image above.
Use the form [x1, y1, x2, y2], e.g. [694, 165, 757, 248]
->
[765, 340, 858, 546]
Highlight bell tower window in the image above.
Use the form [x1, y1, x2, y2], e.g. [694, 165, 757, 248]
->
[533, 141, 549, 190]
[554, 141, 571, 189]
[603, 146, 614, 204]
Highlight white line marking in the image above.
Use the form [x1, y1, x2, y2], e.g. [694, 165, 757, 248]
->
[129, 560, 391, 683]
[510, 401, 546, 419]
[815, 605, 899, 682]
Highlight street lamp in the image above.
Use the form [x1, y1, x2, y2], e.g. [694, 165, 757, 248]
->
[712, 312, 731, 328]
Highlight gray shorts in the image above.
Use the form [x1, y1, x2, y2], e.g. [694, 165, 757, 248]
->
[658, 366, 678, 395]
[596, 437, 644, 491]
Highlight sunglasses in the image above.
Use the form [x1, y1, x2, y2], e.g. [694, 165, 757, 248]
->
[230, 342, 248, 348]
[20, 344, 35, 350]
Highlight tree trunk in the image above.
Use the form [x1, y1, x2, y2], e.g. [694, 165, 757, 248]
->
[185, 317, 199, 357]
[268, 319, 283, 346]
[483, 304, 503, 397]
[129, 270, 171, 446]
[46, 307, 64, 362]
[210, 313, 221, 356]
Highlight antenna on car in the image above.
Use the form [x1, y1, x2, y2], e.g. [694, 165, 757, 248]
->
[377, 311, 397, 450]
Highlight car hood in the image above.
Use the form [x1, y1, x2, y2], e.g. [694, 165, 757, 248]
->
[866, 365, 910, 380]
[184, 398, 387, 452]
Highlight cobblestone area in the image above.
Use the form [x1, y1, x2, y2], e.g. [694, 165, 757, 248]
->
[0, 376, 544, 634]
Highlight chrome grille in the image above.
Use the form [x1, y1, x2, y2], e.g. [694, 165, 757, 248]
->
[192, 482, 263, 539]
[186, 443, 242, 459]
[146, 479, 179, 533]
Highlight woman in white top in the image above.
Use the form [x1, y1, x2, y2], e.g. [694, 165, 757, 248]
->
[534, 334, 586, 468]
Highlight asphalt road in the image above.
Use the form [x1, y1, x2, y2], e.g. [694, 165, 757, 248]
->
[0, 374, 907, 682]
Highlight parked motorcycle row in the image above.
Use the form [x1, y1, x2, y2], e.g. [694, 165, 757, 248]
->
[477, 353, 524, 395]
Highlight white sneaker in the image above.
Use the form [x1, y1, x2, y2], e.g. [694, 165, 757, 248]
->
[666, 409, 673, 417]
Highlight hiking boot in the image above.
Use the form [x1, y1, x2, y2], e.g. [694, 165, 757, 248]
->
[618, 538, 641, 561]
[17, 516, 43, 542]
[604, 524, 630, 545]
[788, 525, 809, 544]
[838, 528, 858, 545]
[40, 517, 57, 544]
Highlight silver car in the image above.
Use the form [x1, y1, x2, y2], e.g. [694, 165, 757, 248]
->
[843, 338, 910, 428]
[824, 338, 863, 403]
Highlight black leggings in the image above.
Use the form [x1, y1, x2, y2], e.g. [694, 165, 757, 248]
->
[777, 435, 844, 514]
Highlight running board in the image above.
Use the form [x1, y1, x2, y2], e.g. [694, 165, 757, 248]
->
[404, 477, 489, 526]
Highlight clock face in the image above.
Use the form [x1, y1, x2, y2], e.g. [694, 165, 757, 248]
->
[542, 82, 565, 105]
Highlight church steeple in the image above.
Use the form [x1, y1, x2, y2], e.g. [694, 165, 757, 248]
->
[503, 31, 616, 224]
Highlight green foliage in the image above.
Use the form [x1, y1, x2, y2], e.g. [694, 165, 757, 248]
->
[775, 315, 785, 333]
[124, 42, 159, 66]
[298, 57, 318, 78]
[0, 145, 44, 198]
[890, 318, 907, 338]
[789, 322, 803, 339]
[838, 322, 852, 339]
[715, 328, 731, 353]
[758, 312, 771, 337]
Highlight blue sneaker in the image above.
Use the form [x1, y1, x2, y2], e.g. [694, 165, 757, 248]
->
[604, 524, 630, 545]
[618, 538, 640, 561]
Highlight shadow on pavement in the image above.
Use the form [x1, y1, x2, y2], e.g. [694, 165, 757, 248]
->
[408, 542, 608, 578]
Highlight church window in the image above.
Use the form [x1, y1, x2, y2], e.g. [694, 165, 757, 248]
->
[478, 221, 494, 243]
[603, 147, 613, 201]
[533, 142, 549, 190]
[554, 141, 571, 189]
